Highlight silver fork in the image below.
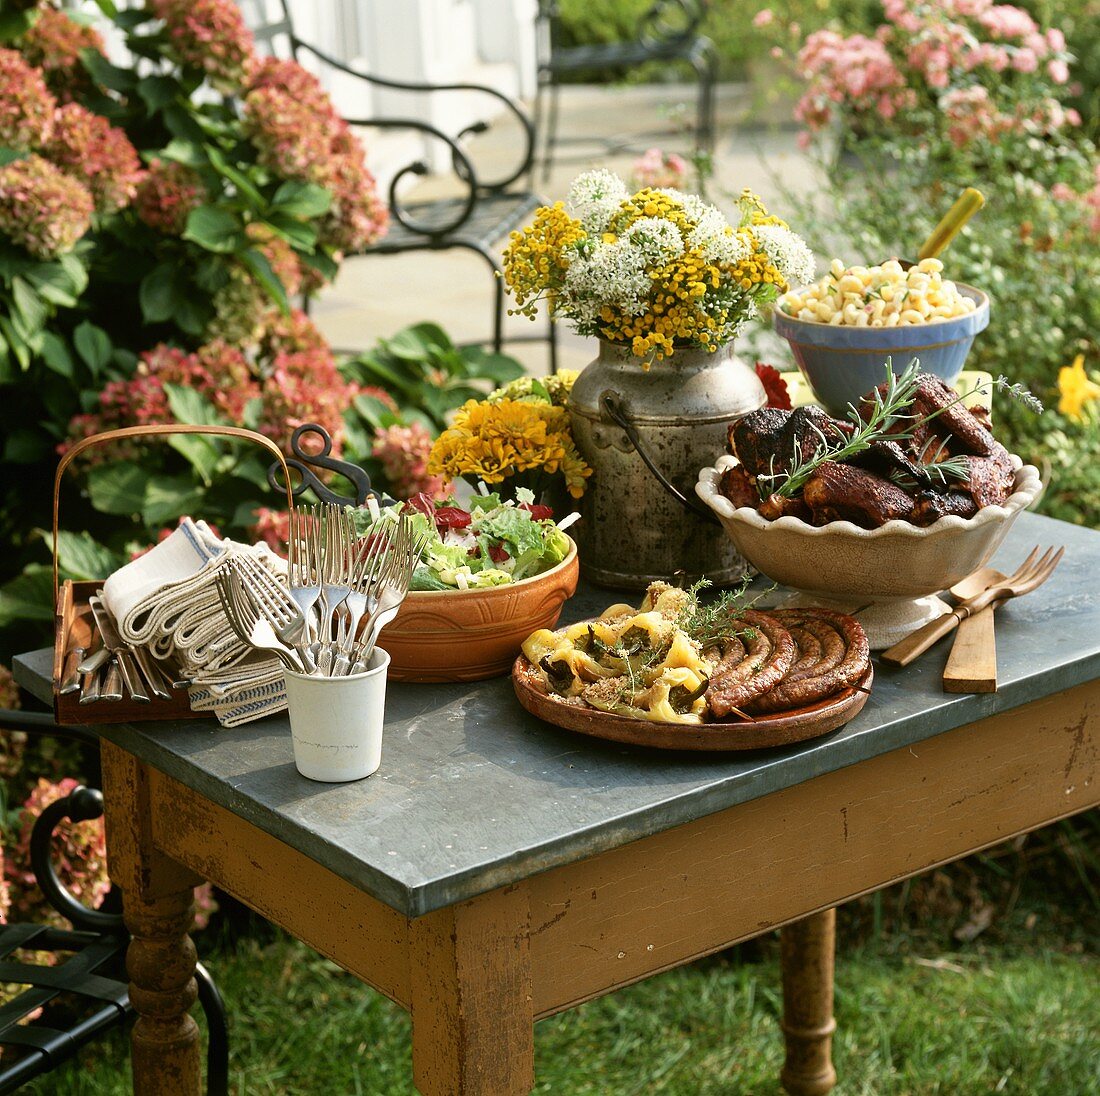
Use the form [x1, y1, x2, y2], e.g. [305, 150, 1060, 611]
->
[287, 506, 323, 645]
[351, 524, 429, 673]
[231, 555, 315, 672]
[215, 569, 303, 674]
[315, 504, 356, 646]
[330, 525, 397, 674]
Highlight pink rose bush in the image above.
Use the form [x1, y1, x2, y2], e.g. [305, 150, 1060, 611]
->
[766, 0, 1077, 151]
[631, 147, 689, 191]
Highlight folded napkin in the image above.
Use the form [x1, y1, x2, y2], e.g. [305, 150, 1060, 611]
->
[101, 519, 288, 727]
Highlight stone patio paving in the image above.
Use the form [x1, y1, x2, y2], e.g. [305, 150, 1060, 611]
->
[312, 81, 821, 375]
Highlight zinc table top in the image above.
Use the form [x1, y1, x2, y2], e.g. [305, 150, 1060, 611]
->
[15, 510, 1100, 918]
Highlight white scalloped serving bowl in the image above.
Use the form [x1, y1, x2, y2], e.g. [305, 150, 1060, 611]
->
[696, 455, 1042, 648]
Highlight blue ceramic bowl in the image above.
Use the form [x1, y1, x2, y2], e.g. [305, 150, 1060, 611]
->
[773, 283, 990, 412]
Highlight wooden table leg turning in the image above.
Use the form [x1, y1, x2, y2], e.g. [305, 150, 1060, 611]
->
[780, 909, 837, 1096]
[102, 741, 204, 1096]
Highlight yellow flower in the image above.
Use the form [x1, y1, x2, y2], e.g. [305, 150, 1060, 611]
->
[1058, 354, 1100, 421]
[427, 398, 592, 494]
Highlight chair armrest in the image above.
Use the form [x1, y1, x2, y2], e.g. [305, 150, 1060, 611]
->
[29, 785, 124, 933]
[292, 39, 534, 192]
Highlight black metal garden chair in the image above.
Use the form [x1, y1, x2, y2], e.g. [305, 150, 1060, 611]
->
[241, 0, 557, 371]
[534, 0, 717, 179]
[0, 713, 228, 1095]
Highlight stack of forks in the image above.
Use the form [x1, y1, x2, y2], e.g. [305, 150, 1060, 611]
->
[216, 503, 426, 677]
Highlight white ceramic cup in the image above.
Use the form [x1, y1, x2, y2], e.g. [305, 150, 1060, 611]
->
[282, 648, 391, 782]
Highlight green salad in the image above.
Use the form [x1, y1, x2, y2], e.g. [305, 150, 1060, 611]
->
[355, 489, 575, 591]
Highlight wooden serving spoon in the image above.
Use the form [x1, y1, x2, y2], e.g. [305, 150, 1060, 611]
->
[943, 566, 1006, 694]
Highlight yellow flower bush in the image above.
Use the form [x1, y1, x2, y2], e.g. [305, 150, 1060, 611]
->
[1057, 354, 1100, 421]
[502, 171, 813, 363]
[428, 397, 593, 498]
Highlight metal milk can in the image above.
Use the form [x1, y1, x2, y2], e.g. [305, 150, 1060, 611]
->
[568, 339, 767, 589]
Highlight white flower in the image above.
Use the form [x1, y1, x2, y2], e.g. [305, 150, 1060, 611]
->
[680, 193, 718, 224]
[752, 223, 816, 287]
[562, 237, 651, 321]
[623, 217, 684, 262]
[567, 169, 629, 234]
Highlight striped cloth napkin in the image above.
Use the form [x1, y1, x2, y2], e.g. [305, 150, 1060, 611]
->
[101, 518, 288, 726]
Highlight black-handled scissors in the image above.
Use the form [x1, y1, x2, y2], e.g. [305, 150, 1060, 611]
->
[266, 423, 396, 509]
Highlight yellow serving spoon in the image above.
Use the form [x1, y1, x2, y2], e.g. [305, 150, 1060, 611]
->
[896, 187, 985, 269]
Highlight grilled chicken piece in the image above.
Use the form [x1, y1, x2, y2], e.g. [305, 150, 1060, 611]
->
[960, 444, 1015, 507]
[730, 406, 851, 483]
[856, 438, 935, 489]
[729, 408, 788, 479]
[911, 490, 979, 525]
[803, 461, 915, 527]
[719, 464, 758, 508]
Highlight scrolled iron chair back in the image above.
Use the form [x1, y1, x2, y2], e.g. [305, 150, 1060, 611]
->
[239, 0, 535, 241]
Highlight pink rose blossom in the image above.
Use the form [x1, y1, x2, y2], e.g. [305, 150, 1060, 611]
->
[1047, 59, 1069, 84]
[1011, 47, 1038, 73]
[752, 9, 775, 28]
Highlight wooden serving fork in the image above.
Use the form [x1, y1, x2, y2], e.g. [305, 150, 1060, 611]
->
[882, 547, 1064, 667]
[943, 566, 1005, 694]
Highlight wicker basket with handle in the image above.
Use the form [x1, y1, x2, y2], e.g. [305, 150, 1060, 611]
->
[51, 424, 295, 725]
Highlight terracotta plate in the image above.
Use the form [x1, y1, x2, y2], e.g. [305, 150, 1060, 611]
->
[512, 656, 872, 752]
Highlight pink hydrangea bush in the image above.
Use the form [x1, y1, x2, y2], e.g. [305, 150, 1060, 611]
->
[0, 47, 56, 149]
[0, 154, 93, 259]
[2, 778, 216, 932]
[45, 103, 143, 214]
[372, 422, 449, 500]
[135, 159, 207, 234]
[245, 57, 388, 254]
[20, 6, 107, 101]
[761, 0, 1078, 150]
[149, 0, 255, 91]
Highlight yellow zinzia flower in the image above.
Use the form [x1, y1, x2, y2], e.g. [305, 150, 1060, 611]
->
[1058, 354, 1100, 421]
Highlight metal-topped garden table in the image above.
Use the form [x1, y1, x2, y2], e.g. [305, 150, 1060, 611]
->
[14, 510, 1100, 1095]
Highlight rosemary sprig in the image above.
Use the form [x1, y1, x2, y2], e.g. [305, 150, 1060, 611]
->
[888, 437, 971, 491]
[676, 576, 771, 647]
[757, 358, 924, 499]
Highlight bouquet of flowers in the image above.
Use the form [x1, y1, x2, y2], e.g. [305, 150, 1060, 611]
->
[428, 377, 592, 502]
[503, 170, 813, 363]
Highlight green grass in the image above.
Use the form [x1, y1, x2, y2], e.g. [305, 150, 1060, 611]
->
[25, 865, 1100, 1096]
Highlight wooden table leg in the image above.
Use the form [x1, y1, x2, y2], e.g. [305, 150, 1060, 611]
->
[101, 741, 205, 1096]
[410, 883, 534, 1096]
[779, 908, 837, 1096]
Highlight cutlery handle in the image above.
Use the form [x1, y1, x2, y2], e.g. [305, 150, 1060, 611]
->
[60, 647, 85, 695]
[101, 659, 123, 702]
[117, 650, 150, 702]
[77, 645, 110, 675]
[918, 187, 985, 260]
[943, 602, 998, 693]
[133, 647, 172, 701]
[881, 609, 963, 666]
[79, 669, 101, 704]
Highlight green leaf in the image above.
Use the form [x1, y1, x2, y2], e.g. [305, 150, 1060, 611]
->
[272, 180, 333, 218]
[3, 427, 48, 463]
[81, 49, 137, 92]
[11, 276, 47, 336]
[183, 205, 240, 253]
[54, 530, 121, 580]
[205, 145, 264, 208]
[143, 474, 204, 527]
[0, 316, 30, 370]
[73, 321, 112, 373]
[0, 10, 35, 41]
[263, 212, 318, 252]
[25, 258, 85, 307]
[299, 249, 338, 284]
[87, 462, 149, 516]
[163, 383, 221, 484]
[162, 103, 206, 143]
[139, 262, 184, 323]
[138, 74, 180, 113]
[40, 332, 75, 378]
[459, 347, 526, 384]
[160, 138, 207, 168]
[0, 565, 54, 628]
[0, 148, 27, 168]
[239, 248, 289, 314]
